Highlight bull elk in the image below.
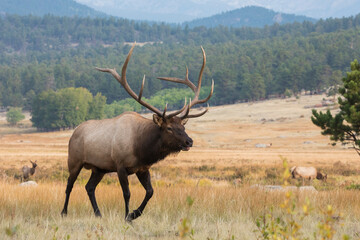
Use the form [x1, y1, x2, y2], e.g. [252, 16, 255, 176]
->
[61, 44, 214, 222]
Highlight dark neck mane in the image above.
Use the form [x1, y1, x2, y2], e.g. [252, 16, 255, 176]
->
[134, 123, 178, 166]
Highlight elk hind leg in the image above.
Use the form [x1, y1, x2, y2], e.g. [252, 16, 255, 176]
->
[126, 170, 153, 222]
[61, 164, 82, 216]
[85, 170, 105, 217]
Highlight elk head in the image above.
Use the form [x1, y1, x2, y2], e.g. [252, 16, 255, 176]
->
[317, 172, 327, 181]
[153, 114, 192, 151]
[30, 160, 37, 169]
[96, 44, 214, 152]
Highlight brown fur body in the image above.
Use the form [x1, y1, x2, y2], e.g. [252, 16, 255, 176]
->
[69, 112, 182, 174]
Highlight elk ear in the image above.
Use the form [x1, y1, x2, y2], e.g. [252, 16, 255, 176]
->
[153, 114, 163, 127]
[181, 118, 188, 125]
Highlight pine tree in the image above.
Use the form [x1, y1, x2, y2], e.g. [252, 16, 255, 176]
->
[311, 59, 360, 155]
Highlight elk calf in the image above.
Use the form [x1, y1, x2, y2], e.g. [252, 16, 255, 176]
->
[22, 160, 37, 181]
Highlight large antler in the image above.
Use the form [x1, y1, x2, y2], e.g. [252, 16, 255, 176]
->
[96, 44, 187, 119]
[158, 46, 214, 119]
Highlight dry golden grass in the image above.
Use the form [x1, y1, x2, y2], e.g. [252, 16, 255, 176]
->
[1, 94, 360, 239]
[1, 180, 360, 239]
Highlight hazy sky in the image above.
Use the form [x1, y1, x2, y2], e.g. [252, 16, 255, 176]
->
[75, 0, 360, 23]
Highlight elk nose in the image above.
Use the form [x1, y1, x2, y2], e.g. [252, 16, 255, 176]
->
[186, 138, 193, 147]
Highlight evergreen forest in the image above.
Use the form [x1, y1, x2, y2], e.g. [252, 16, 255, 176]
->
[0, 13, 360, 129]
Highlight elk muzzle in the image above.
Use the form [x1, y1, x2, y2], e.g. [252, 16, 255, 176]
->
[182, 136, 193, 151]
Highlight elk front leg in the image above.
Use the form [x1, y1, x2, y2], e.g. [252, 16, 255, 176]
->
[117, 168, 130, 220]
[85, 170, 105, 217]
[126, 170, 153, 222]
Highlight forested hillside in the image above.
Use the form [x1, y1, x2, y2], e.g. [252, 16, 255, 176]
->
[0, 0, 107, 18]
[0, 13, 359, 111]
[183, 6, 316, 28]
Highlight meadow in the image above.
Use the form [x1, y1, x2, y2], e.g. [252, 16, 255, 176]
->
[1, 94, 360, 239]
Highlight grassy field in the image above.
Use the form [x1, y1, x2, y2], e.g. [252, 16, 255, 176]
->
[1, 182, 360, 239]
[1, 94, 360, 239]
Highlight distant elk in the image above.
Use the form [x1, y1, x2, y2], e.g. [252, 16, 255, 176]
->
[61, 44, 214, 222]
[22, 160, 37, 181]
[290, 166, 327, 185]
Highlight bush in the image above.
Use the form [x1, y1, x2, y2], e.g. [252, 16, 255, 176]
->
[346, 184, 360, 190]
[6, 107, 25, 126]
[31, 88, 106, 130]
[332, 161, 357, 176]
[265, 167, 279, 180]
[198, 165, 216, 172]
[284, 88, 293, 98]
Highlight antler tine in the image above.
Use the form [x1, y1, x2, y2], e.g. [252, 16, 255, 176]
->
[95, 67, 121, 81]
[166, 98, 188, 118]
[157, 66, 196, 92]
[195, 46, 206, 97]
[138, 75, 145, 101]
[187, 46, 207, 108]
[162, 103, 168, 118]
[186, 104, 209, 119]
[179, 77, 213, 120]
[192, 79, 214, 106]
[179, 98, 191, 119]
[96, 43, 164, 117]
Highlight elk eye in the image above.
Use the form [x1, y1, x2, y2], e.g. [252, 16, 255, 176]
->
[167, 127, 173, 132]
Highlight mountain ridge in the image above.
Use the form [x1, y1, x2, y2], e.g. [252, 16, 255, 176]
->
[184, 6, 317, 28]
[0, 0, 108, 18]
[0, 1, 318, 28]
[74, 0, 360, 23]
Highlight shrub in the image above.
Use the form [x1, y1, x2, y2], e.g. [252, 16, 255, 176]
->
[197, 178, 212, 187]
[198, 165, 216, 172]
[346, 184, 360, 190]
[31, 88, 106, 130]
[6, 107, 25, 126]
[265, 167, 279, 180]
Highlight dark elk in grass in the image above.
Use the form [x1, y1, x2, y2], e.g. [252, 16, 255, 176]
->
[22, 160, 37, 181]
[61, 44, 214, 222]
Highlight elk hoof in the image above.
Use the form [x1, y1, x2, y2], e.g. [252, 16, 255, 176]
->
[95, 210, 102, 218]
[125, 213, 134, 222]
[126, 210, 142, 222]
[61, 210, 67, 217]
